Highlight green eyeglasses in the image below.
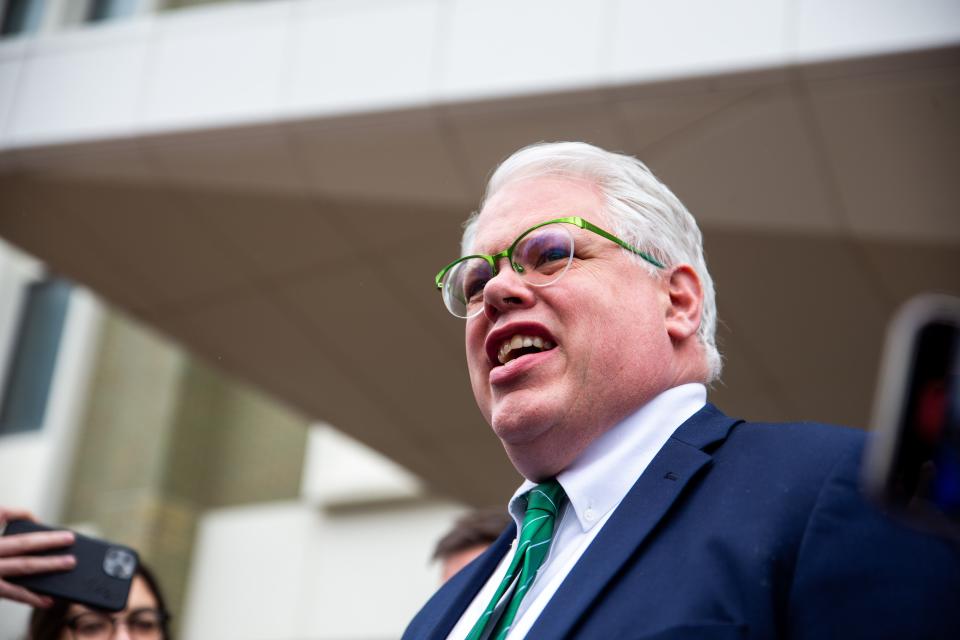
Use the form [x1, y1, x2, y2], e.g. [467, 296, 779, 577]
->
[435, 216, 664, 318]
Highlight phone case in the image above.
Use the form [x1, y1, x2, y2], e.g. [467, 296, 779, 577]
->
[3, 520, 139, 612]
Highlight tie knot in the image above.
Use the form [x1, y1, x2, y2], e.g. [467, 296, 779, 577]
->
[465, 479, 566, 640]
[525, 479, 565, 518]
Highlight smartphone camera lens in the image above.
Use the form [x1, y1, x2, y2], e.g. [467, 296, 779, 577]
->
[103, 548, 136, 579]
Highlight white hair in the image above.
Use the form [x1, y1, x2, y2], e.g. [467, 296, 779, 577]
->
[462, 141, 722, 382]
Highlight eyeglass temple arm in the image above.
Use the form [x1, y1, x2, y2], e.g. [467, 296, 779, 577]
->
[567, 216, 666, 269]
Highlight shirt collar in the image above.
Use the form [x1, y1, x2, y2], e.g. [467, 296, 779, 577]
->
[508, 383, 707, 533]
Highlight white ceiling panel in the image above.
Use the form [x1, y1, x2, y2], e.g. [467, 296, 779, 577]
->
[439, 0, 608, 101]
[610, 0, 789, 83]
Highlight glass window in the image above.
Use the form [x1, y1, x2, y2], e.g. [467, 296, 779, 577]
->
[0, 277, 71, 435]
[87, 0, 138, 22]
[163, 0, 235, 11]
[0, 0, 46, 36]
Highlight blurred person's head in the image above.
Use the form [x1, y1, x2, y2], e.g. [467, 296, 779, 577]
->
[28, 563, 171, 640]
[433, 508, 513, 582]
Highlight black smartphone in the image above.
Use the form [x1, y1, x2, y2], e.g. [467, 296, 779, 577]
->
[863, 294, 960, 538]
[2, 520, 139, 611]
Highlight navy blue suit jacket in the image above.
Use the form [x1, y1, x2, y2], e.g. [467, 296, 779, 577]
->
[404, 404, 960, 639]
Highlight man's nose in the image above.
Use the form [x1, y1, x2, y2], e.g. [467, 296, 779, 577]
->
[112, 622, 132, 640]
[482, 264, 535, 320]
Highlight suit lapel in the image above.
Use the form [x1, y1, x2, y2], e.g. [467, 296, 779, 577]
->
[425, 525, 514, 639]
[528, 404, 740, 639]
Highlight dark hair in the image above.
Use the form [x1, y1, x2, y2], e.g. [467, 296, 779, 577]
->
[28, 563, 171, 640]
[432, 507, 512, 562]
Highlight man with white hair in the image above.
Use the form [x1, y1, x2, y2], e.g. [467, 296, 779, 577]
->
[404, 142, 959, 639]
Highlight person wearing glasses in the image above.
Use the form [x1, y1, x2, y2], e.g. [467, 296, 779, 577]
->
[404, 142, 959, 639]
[27, 562, 171, 640]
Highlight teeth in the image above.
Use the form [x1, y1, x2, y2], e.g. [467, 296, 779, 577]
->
[496, 334, 556, 365]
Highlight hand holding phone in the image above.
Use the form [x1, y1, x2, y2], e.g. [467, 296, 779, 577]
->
[0, 507, 76, 608]
[1, 517, 138, 612]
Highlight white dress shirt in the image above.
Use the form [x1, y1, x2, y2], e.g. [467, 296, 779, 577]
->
[447, 383, 707, 639]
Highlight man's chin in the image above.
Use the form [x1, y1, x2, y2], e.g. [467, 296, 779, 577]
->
[502, 437, 571, 482]
[488, 402, 557, 447]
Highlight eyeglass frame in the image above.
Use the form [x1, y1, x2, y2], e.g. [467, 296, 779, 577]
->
[64, 607, 170, 639]
[434, 215, 665, 316]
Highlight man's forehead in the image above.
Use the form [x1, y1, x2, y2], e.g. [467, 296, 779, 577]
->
[471, 208, 530, 249]
[471, 175, 605, 251]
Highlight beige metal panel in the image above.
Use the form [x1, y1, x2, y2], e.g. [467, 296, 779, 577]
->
[141, 125, 306, 195]
[272, 262, 460, 403]
[274, 261, 514, 501]
[706, 228, 890, 429]
[640, 85, 843, 235]
[288, 109, 472, 205]
[375, 231, 531, 501]
[11, 138, 157, 184]
[189, 192, 356, 280]
[855, 238, 960, 306]
[152, 291, 403, 453]
[67, 187, 257, 312]
[375, 229, 472, 361]
[707, 320, 793, 424]
[442, 90, 627, 197]
[610, 68, 785, 153]
[321, 198, 469, 355]
[0, 178, 158, 312]
[800, 52, 960, 243]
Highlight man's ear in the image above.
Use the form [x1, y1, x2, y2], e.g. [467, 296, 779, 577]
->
[665, 265, 703, 342]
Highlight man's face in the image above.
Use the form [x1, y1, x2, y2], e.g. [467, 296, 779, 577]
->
[465, 175, 680, 480]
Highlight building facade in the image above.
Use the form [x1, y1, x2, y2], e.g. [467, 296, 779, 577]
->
[1, 0, 958, 638]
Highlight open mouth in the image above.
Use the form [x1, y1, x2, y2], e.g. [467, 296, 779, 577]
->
[496, 334, 556, 365]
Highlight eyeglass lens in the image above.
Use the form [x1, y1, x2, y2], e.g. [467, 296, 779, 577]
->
[443, 223, 574, 318]
[71, 609, 164, 639]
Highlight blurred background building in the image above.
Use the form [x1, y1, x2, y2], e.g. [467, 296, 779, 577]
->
[0, 0, 957, 638]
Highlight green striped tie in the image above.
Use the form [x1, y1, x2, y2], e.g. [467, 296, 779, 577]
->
[466, 480, 567, 640]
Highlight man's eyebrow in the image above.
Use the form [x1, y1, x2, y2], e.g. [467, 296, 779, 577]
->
[471, 240, 506, 256]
